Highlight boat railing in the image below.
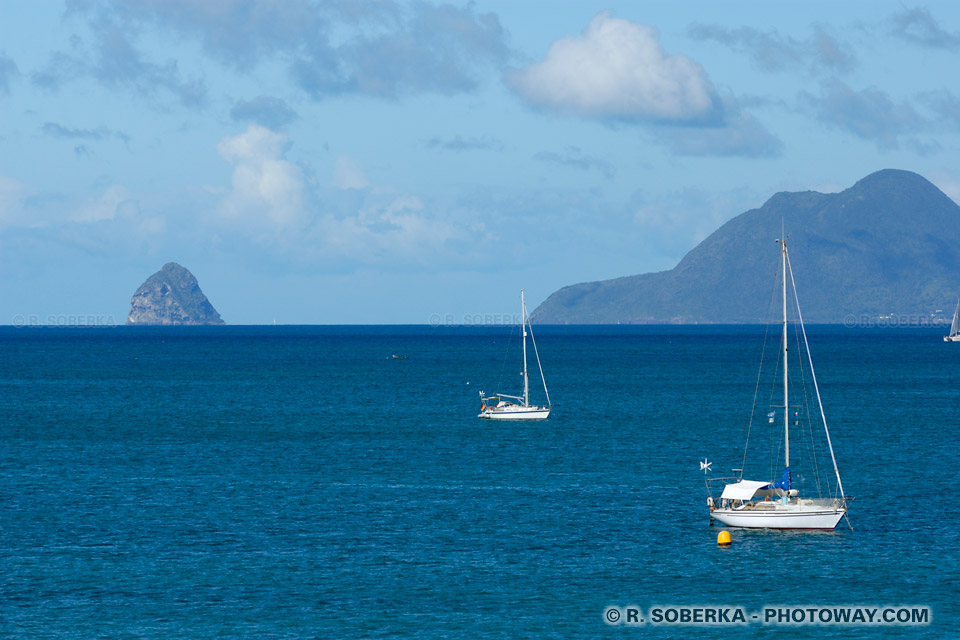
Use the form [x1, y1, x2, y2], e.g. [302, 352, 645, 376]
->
[704, 476, 738, 507]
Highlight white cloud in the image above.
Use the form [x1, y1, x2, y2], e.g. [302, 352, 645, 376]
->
[310, 194, 464, 267]
[216, 124, 306, 229]
[210, 127, 469, 268]
[73, 185, 136, 222]
[506, 11, 720, 124]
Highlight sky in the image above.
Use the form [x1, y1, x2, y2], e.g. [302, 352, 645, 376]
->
[3, 1, 960, 324]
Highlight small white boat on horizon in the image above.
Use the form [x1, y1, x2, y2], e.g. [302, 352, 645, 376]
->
[945, 298, 960, 342]
[478, 290, 551, 421]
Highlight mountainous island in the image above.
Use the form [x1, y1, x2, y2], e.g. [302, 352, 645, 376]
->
[532, 169, 960, 324]
[126, 262, 225, 325]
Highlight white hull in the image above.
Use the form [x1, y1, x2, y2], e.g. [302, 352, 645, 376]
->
[478, 406, 550, 420]
[711, 504, 845, 530]
[944, 334, 960, 342]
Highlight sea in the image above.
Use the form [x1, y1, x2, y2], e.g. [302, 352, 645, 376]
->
[0, 324, 956, 639]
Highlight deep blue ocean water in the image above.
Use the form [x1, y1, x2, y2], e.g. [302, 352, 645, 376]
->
[0, 325, 956, 639]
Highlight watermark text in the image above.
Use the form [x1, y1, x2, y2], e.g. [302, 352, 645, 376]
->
[12, 314, 117, 328]
[604, 605, 930, 627]
[428, 313, 523, 327]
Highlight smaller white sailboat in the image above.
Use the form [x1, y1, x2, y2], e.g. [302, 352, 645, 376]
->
[478, 290, 551, 420]
[705, 236, 848, 530]
[944, 298, 960, 342]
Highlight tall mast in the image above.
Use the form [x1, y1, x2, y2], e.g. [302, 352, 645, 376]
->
[781, 237, 790, 472]
[521, 289, 529, 407]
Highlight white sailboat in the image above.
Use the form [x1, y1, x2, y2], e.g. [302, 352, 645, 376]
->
[478, 290, 551, 420]
[944, 298, 960, 342]
[705, 237, 848, 530]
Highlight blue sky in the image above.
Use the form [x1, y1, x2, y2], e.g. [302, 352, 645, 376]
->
[3, 1, 960, 324]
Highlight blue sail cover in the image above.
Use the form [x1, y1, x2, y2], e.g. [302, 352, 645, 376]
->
[773, 467, 791, 491]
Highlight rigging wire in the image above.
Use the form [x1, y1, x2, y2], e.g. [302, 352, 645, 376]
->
[741, 257, 782, 478]
[792, 309, 825, 499]
[527, 318, 551, 406]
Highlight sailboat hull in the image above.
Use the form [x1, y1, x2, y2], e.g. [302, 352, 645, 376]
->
[944, 335, 960, 342]
[478, 406, 550, 420]
[711, 506, 845, 530]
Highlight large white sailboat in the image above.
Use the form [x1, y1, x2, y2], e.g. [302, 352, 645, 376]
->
[478, 290, 551, 420]
[944, 298, 960, 342]
[705, 237, 848, 530]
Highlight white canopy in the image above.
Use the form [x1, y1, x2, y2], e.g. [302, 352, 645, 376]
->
[720, 480, 771, 501]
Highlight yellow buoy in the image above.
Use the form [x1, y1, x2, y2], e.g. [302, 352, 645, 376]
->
[717, 530, 732, 546]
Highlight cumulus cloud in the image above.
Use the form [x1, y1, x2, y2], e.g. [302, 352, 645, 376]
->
[688, 23, 856, 73]
[230, 96, 298, 129]
[506, 11, 721, 124]
[800, 79, 929, 150]
[211, 127, 462, 266]
[891, 7, 960, 49]
[317, 194, 464, 266]
[0, 177, 163, 245]
[216, 124, 307, 230]
[205, 127, 497, 269]
[73, 184, 138, 222]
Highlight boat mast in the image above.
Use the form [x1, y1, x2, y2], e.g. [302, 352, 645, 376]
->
[781, 237, 790, 474]
[521, 289, 529, 408]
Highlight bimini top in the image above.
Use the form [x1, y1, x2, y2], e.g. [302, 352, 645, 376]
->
[720, 480, 772, 501]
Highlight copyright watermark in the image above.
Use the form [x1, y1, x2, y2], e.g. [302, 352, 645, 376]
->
[843, 314, 947, 328]
[428, 313, 523, 327]
[12, 314, 117, 328]
[603, 605, 930, 626]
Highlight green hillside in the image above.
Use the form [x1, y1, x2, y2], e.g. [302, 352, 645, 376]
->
[532, 170, 960, 323]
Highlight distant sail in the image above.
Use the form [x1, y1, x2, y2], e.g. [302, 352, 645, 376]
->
[946, 298, 960, 342]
